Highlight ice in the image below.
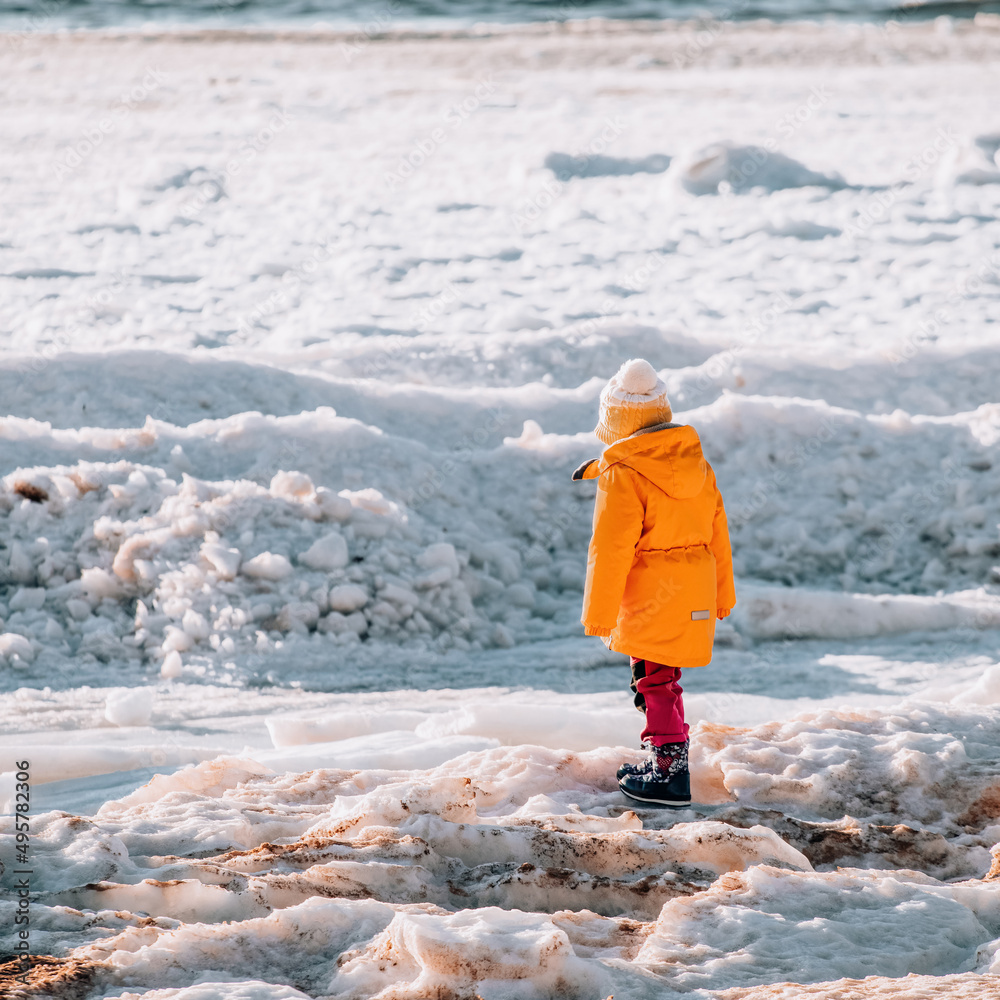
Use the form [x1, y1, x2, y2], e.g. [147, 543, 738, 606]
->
[638, 866, 1000, 989]
[296, 532, 348, 571]
[7, 726, 1000, 996]
[0, 631, 35, 664]
[669, 141, 845, 195]
[104, 687, 156, 727]
[938, 136, 1000, 187]
[736, 585, 1000, 640]
[160, 650, 184, 678]
[240, 552, 293, 581]
[333, 905, 605, 999]
[4, 384, 998, 693]
[4, 694, 1000, 995]
[199, 542, 241, 580]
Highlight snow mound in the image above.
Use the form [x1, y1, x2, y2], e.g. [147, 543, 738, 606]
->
[54, 859, 1000, 997]
[104, 686, 155, 727]
[670, 141, 846, 194]
[737, 584, 1000, 640]
[67, 880, 1000, 995]
[938, 135, 1000, 186]
[4, 385, 1000, 694]
[638, 865, 1000, 990]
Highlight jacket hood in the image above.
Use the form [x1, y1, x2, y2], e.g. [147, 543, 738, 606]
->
[601, 422, 708, 499]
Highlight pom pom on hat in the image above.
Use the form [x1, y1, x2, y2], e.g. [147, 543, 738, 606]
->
[616, 358, 660, 396]
[595, 358, 672, 445]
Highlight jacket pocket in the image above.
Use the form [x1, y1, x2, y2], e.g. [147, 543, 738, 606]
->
[618, 546, 716, 644]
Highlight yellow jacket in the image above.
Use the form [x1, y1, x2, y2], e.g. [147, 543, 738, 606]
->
[575, 422, 736, 667]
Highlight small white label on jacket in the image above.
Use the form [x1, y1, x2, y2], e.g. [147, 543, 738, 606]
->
[691, 609, 711, 621]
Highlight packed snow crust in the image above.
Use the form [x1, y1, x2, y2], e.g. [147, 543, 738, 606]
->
[6, 703, 1000, 997]
[2, 15, 1000, 1000]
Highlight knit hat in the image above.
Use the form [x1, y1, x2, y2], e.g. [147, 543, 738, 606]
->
[595, 358, 672, 446]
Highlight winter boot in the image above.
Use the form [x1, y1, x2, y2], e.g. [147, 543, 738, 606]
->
[618, 739, 691, 807]
[616, 741, 656, 781]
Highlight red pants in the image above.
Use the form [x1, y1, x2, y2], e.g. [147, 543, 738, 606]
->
[629, 657, 689, 745]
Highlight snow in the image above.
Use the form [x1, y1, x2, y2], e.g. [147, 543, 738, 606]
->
[2, 14, 1000, 1000]
[669, 140, 846, 196]
[297, 532, 349, 571]
[104, 687, 156, 727]
[240, 552, 295, 581]
[7, 709, 1000, 994]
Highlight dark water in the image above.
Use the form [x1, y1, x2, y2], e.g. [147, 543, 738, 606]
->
[3, 0, 998, 31]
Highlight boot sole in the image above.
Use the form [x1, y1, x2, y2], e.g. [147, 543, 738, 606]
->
[619, 785, 691, 808]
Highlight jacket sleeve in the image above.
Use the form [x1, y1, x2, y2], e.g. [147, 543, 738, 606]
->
[709, 471, 737, 610]
[581, 464, 645, 635]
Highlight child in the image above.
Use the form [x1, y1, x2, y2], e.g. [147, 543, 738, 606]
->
[572, 358, 735, 807]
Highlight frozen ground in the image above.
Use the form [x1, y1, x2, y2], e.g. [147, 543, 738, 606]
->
[2, 15, 1000, 999]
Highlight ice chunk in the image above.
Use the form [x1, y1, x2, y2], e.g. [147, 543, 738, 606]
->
[0, 632, 35, 663]
[415, 564, 453, 588]
[201, 541, 241, 579]
[80, 566, 124, 600]
[490, 624, 514, 648]
[105, 687, 155, 727]
[298, 532, 348, 571]
[242, 552, 294, 580]
[161, 649, 183, 678]
[504, 418, 545, 448]
[334, 906, 603, 998]
[163, 625, 194, 653]
[269, 470, 315, 499]
[317, 610, 368, 635]
[381, 582, 420, 607]
[9, 587, 45, 611]
[314, 487, 353, 522]
[417, 542, 460, 579]
[477, 541, 521, 584]
[341, 487, 397, 517]
[505, 582, 535, 608]
[66, 598, 92, 621]
[327, 584, 368, 612]
[182, 608, 210, 640]
[5, 541, 35, 585]
[275, 601, 320, 631]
